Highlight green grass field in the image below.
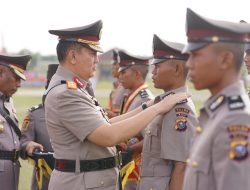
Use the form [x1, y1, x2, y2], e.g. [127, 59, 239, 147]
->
[14, 80, 208, 190]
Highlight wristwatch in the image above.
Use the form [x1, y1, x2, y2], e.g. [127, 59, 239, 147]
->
[141, 102, 148, 110]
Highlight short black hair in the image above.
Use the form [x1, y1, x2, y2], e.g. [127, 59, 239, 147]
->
[56, 41, 85, 63]
[131, 65, 149, 80]
[215, 42, 245, 72]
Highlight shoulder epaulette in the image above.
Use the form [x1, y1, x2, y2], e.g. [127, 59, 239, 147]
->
[209, 95, 225, 112]
[139, 89, 149, 99]
[66, 80, 77, 90]
[29, 104, 43, 112]
[228, 95, 245, 110]
[176, 99, 188, 105]
[162, 92, 187, 105]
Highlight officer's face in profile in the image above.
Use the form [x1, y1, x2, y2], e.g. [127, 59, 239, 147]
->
[119, 68, 137, 90]
[73, 47, 99, 80]
[0, 66, 21, 97]
[152, 61, 176, 91]
[244, 49, 250, 75]
[186, 44, 223, 91]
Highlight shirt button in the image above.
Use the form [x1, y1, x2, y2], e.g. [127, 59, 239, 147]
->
[195, 126, 202, 134]
[100, 181, 104, 185]
[14, 141, 17, 144]
[192, 161, 198, 168]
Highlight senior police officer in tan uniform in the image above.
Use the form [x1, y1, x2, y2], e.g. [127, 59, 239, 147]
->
[45, 20, 189, 190]
[118, 50, 154, 190]
[182, 8, 250, 190]
[20, 64, 58, 190]
[0, 54, 33, 190]
[137, 34, 198, 190]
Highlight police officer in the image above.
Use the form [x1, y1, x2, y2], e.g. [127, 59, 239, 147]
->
[0, 54, 32, 190]
[45, 20, 188, 190]
[106, 49, 128, 118]
[182, 8, 250, 190]
[118, 50, 154, 190]
[20, 64, 58, 190]
[137, 34, 198, 190]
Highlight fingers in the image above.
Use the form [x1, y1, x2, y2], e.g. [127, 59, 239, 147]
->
[26, 141, 44, 156]
[165, 92, 190, 103]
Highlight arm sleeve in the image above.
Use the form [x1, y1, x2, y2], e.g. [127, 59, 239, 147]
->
[20, 111, 35, 159]
[161, 104, 197, 162]
[57, 89, 108, 142]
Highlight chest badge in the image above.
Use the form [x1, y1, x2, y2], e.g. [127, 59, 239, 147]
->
[175, 118, 187, 131]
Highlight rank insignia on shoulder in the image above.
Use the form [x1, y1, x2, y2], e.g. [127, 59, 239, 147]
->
[209, 95, 225, 112]
[21, 115, 31, 132]
[176, 99, 188, 105]
[229, 140, 248, 161]
[175, 118, 187, 131]
[139, 89, 149, 99]
[228, 95, 245, 110]
[29, 104, 42, 112]
[66, 81, 77, 89]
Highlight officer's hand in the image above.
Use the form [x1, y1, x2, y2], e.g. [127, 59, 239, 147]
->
[26, 141, 44, 156]
[153, 92, 190, 115]
[105, 109, 118, 118]
[116, 142, 127, 151]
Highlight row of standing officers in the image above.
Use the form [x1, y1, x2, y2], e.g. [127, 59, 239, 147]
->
[1, 7, 250, 190]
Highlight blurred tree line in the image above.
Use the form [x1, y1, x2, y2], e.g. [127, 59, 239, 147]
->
[18, 49, 58, 71]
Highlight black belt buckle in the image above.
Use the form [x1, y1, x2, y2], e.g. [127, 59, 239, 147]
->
[12, 149, 19, 162]
[115, 152, 122, 168]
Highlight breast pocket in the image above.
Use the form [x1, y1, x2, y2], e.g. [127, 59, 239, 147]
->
[145, 125, 161, 153]
[187, 157, 212, 190]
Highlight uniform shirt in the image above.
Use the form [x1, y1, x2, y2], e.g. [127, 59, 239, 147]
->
[20, 104, 53, 190]
[0, 94, 20, 190]
[138, 86, 198, 190]
[45, 65, 119, 190]
[112, 83, 128, 111]
[183, 80, 250, 190]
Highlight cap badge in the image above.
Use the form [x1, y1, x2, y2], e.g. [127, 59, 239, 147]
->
[211, 36, 219, 42]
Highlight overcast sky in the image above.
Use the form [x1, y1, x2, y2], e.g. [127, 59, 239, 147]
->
[1, 0, 250, 56]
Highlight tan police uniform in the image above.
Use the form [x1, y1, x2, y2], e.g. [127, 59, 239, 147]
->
[117, 50, 154, 190]
[45, 65, 120, 190]
[109, 82, 128, 113]
[183, 81, 250, 190]
[0, 95, 20, 190]
[0, 53, 31, 190]
[137, 86, 197, 190]
[20, 104, 53, 190]
[182, 8, 250, 190]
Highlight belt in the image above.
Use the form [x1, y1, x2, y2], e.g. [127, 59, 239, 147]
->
[0, 149, 20, 162]
[55, 154, 122, 173]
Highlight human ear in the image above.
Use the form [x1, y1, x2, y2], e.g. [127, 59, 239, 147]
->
[68, 50, 77, 65]
[220, 51, 234, 70]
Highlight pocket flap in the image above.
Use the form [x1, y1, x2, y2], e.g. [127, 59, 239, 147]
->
[84, 170, 116, 188]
